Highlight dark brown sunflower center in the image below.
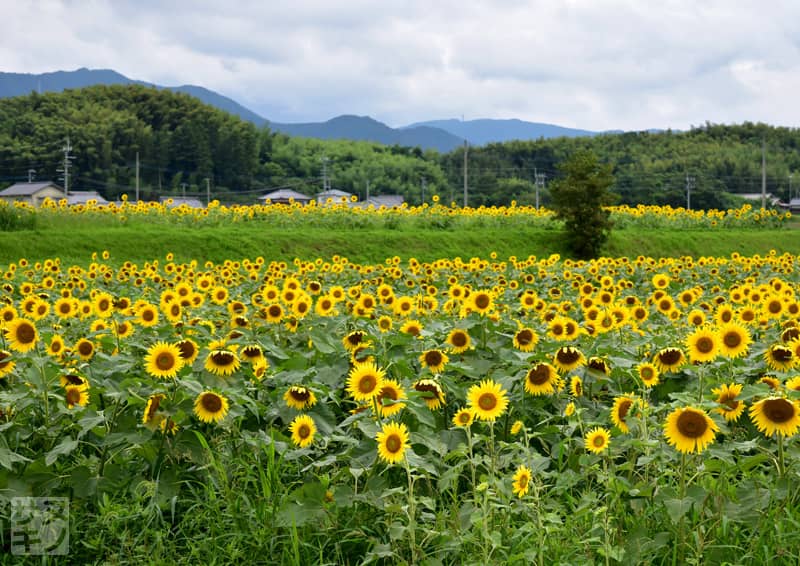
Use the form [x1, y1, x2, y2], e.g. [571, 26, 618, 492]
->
[676, 411, 708, 438]
[425, 351, 443, 366]
[59, 304, 71, 314]
[589, 359, 607, 372]
[98, 299, 110, 311]
[211, 351, 235, 366]
[177, 341, 196, 359]
[474, 294, 490, 309]
[641, 367, 655, 380]
[297, 424, 311, 439]
[696, 337, 715, 354]
[617, 400, 632, 420]
[720, 395, 739, 410]
[66, 388, 81, 405]
[16, 323, 35, 344]
[347, 332, 363, 346]
[385, 434, 402, 453]
[380, 386, 398, 401]
[763, 398, 794, 424]
[415, 382, 439, 398]
[457, 412, 471, 424]
[291, 388, 311, 402]
[658, 349, 682, 365]
[516, 329, 534, 345]
[528, 365, 551, 385]
[593, 435, 605, 448]
[78, 341, 93, 356]
[242, 346, 261, 358]
[201, 394, 223, 412]
[268, 305, 282, 317]
[142, 309, 155, 321]
[768, 301, 782, 314]
[51, 341, 62, 352]
[358, 375, 377, 393]
[156, 353, 175, 370]
[478, 393, 498, 411]
[773, 348, 793, 362]
[723, 332, 742, 348]
[451, 332, 467, 347]
[557, 349, 580, 364]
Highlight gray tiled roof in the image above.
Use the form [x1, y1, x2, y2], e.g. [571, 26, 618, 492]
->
[0, 182, 64, 196]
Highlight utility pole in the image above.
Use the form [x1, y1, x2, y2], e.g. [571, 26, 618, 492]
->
[761, 138, 767, 209]
[181, 182, 187, 199]
[421, 176, 426, 204]
[534, 168, 546, 210]
[463, 141, 469, 207]
[366, 180, 370, 202]
[790, 173, 794, 202]
[27, 169, 35, 183]
[685, 174, 695, 210]
[135, 151, 140, 202]
[58, 137, 74, 196]
[205, 177, 210, 206]
[321, 157, 331, 191]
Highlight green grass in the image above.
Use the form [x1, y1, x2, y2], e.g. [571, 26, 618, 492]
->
[2, 222, 799, 265]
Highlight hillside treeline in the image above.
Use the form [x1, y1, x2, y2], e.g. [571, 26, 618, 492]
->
[0, 85, 798, 208]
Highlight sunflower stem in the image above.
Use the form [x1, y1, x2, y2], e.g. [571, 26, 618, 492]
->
[778, 432, 786, 478]
[402, 455, 418, 564]
[466, 426, 476, 489]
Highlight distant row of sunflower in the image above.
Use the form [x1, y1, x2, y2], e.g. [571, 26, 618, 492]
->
[4, 196, 788, 229]
[1, 249, 800, 499]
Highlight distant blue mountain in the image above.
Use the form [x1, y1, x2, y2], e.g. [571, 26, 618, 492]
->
[0, 68, 268, 126]
[404, 118, 605, 145]
[269, 115, 464, 152]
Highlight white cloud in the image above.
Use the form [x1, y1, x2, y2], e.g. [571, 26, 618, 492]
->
[2, 0, 800, 130]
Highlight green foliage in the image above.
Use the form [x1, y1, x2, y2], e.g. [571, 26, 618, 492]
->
[549, 150, 615, 258]
[0, 201, 36, 231]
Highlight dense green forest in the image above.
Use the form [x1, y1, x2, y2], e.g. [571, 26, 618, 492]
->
[1, 85, 799, 208]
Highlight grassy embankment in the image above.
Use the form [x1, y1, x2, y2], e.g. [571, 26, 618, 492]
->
[1, 222, 799, 265]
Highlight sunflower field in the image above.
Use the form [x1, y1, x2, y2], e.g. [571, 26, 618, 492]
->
[2, 206, 800, 563]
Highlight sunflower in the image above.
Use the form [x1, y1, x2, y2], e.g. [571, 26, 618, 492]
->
[468, 290, 494, 315]
[611, 394, 637, 433]
[636, 362, 660, 387]
[0, 349, 16, 378]
[711, 383, 746, 422]
[653, 347, 685, 374]
[684, 326, 719, 364]
[284, 386, 318, 410]
[585, 427, 611, 454]
[452, 408, 475, 428]
[136, 303, 159, 327]
[664, 406, 718, 454]
[342, 330, 367, 352]
[204, 349, 241, 376]
[193, 391, 230, 423]
[786, 376, 800, 392]
[524, 362, 561, 396]
[93, 291, 114, 318]
[175, 338, 200, 364]
[446, 328, 471, 353]
[749, 397, 800, 437]
[377, 315, 393, 333]
[74, 338, 96, 361]
[716, 322, 751, 358]
[564, 401, 576, 417]
[568, 375, 583, 397]
[347, 361, 385, 402]
[65, 385, 90, 409]
[511, 465, 532, 498]
[289, 414, 317, 448]
[764, 344, 796, 372]
[414, 379, 445, 409]
[4, 318, 38, 353]
[263, 303, 284, 324]
[419, 349, 449, 374]
[53, 297, 77, 319]
[759, 376, 781, 390]
[377, 379, 406, 417]
[510, 419, 524, 435]
[376, 421, 410, 464]
[513, 327, 539, 352]
[46, 335, 66, 358]
[240, 344, 264, 364]
[587, 356, 611, 376]
[60, 371, 89, 389]
[145, 342, 184, 379]
[142, 393, 166, 426]
[160, 418, 179, 436]
[467, 379, 509, 422]
[400, 320, 423, 337]
[252, 359, 269, 381]
[552, 346, 585, 373]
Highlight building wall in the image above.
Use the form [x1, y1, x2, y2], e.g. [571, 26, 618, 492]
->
[0, 187, 66, 206]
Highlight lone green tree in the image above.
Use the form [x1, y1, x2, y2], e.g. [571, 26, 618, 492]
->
[550, 150, 616, 258]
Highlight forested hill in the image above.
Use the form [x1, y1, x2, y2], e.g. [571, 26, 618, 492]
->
[1, 84, 799, 209]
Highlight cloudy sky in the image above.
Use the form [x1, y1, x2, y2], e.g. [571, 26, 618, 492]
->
[3, 0, 799, 131]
